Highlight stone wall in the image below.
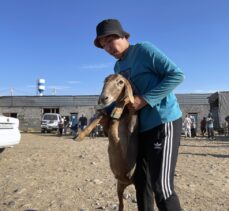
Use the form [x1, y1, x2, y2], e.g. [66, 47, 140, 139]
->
[0, 106, 97, 132]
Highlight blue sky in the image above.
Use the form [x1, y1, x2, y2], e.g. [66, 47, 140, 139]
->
[0, 0, 228, 96]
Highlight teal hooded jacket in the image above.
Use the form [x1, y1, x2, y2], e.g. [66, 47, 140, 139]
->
[114, 42, 184, 132]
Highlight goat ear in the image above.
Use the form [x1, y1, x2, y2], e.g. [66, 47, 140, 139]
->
[124, 79, 134, 103]
[98, 97, 101, 105]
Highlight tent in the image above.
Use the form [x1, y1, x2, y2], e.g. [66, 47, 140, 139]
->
[209, 91, 229, 131]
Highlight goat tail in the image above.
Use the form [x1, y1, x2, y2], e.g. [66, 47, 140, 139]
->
[77, 115, 104, 141]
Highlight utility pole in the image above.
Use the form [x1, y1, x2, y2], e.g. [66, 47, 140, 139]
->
[52, 88, 57, 95]
[10, 88, 14, 96]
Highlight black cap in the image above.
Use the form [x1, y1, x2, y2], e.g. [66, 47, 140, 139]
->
[94, 19, 130, 48]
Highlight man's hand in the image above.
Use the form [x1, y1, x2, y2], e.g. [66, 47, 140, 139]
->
[128, 95, 147, 111]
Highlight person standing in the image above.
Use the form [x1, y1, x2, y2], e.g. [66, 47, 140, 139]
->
[62, 117, 68, 135]
[200, 117, 206, 137]
[225, 115, 229, 136]
[190, 115, 196, 137]
[94, 19, 184, 211]
[206, 113, 215, 140]
[58, 117, 64, 136]
[79, 114, 88, 131]
[183, 114, 192, 138]
[71, 115, 78, 139]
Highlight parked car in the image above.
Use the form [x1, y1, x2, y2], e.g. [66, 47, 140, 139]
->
[0, 114, 21, 153]
[41, 113, 62, 133]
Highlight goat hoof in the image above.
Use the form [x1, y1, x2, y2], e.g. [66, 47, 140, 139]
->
[72, 135, 78, 140]
[72, 134, 83, 141]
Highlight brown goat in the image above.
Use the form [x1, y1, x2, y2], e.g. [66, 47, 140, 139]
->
[77, 74, 138, 211]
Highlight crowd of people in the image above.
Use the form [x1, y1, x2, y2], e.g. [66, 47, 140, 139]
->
[57, 114, 105, 139]
[57, 112, 229, 140]
[183, 113, 229, 139]
[183, 113, 215, 139]
[56, 112, 229, 140]
[183, 114, 197, 137]
[57, 114, 88, 137]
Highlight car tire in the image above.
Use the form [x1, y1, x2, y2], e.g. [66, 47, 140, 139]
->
[0, 148, 5, 153]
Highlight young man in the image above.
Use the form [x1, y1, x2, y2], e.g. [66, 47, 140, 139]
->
[183, 114, 192, 138]
[206, 113, 215, 140]
[200, 117, 207, 137]
[94, 19, 184, 211]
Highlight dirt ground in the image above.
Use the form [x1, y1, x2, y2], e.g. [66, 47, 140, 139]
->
[0, 133, 228, 211]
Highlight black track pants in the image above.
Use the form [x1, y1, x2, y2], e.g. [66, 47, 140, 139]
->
[134, 118, 182, 211]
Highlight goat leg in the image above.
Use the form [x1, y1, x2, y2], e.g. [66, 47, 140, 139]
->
[111, 106, 124, 119]
[128, 113, 138, 133]
[117, 181, 128, 211]
[111, 98, 130, 119]
[77, 115, 104, 140]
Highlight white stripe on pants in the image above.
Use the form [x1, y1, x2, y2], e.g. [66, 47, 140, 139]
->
[161, 121, 173, 199]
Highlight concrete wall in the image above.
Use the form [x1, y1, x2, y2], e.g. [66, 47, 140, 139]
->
[0, 107, 42, 131]
[0, 106, 97, 132]
[0, 95, 212, 133]
[1, 104, 211, 133]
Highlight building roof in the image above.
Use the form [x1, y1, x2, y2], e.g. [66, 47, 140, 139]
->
[0, 93, 213, 107]
[0, 95, 99, 107]
[176, 93, 212, 105]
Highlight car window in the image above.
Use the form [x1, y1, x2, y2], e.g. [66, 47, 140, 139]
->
[43, 115, 58, 120]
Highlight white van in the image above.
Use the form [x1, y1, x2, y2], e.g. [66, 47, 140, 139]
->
[41, 113, 62, 133]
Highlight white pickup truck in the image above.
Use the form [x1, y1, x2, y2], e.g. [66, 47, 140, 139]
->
[41, 113, 62, 133]
[0, 114, 21, 153]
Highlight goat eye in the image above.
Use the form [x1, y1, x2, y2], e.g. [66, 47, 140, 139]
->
[118, 80, 124, 85]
